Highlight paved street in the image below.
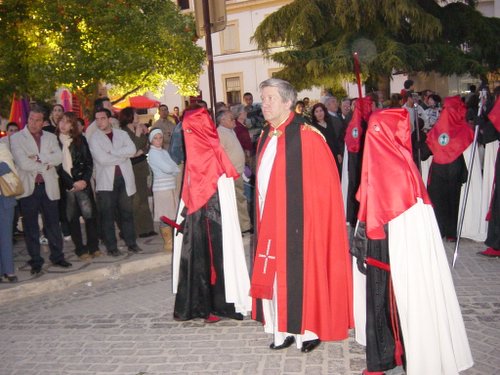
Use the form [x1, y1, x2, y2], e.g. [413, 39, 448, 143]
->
[0, 237, 499, 375]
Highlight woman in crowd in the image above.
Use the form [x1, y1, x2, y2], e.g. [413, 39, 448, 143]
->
[0, 143, 19, 282]
[44, 104, 64, 133]
[56, 112, 100, 261]
[119, 107, 156, 238]
[310, 102, 341, 163]
[147, 129, 179, 251]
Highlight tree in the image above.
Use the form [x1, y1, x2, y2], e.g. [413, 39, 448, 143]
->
[0, 0, 205, 117]
[252, 0, 500, 92]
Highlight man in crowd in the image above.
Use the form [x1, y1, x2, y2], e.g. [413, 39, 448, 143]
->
[85, 97, 120, 139]
[243, 92, 265, 129]
[88, 108, 142, 256]
[11, 105, 72, 274]
[0, 122, 20, 147]
[153, 104, 177, 150]
[250, 78, 353, 353]
[216, 109, 252, 233]
[325, 96, 346, 172]
[340, 98, 352, 122]
[402, 92, 429, 132]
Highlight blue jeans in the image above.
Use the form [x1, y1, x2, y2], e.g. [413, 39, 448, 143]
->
[19, 184, 65, 268]
[0, 203, 15, 275]
[96, 175, 137, 251]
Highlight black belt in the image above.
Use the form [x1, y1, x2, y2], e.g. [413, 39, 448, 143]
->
[35, 182, 45, 185]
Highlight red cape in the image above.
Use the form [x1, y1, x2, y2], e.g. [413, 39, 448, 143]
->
[488, 96, 500, 132]
[426, 96, 473, 164]
[357, 109, 431, 240]
[251, 113, 353, 340]
[345, 96, 374, 153]
[181, 108, 239, 214]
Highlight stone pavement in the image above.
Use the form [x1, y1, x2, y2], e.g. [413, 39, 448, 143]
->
[0, 233, 499, 374]
[0, 230, 169, 304]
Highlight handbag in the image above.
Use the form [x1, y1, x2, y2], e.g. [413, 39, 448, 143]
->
[0, 172, 24, 197]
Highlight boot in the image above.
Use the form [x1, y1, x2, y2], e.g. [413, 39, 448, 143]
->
[160, 226, 172, 252]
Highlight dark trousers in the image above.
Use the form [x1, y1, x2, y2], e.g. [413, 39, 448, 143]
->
[67, 191, 99, 256]
[0, 204, 15, 275]
[19, 184, 65, 268]
[69, 216, 99, 256]
[96, 175, 137, 251]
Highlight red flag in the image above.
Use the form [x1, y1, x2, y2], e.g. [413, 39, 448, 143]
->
[61, 89, 72, 111]
[356, 109, 431, 240]
[488, 96, 500, 132]
[344, 96, 373, 153]
[426, 96, 473, 164]
[8, 94, 23, 125]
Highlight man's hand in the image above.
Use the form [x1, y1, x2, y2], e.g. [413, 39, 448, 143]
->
[73, 180, 87, 191]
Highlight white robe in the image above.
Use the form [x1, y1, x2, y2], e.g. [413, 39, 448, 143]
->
[388, 199, 473, 374]
[481, 141, 499, 231]
[341, 144, 349, 215]
[459, 144, 488, 241]
[172, 174, 252, 316]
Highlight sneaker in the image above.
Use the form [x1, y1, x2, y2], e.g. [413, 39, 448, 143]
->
[478, 248, 500, 258]
[92, 250, 103, 258]
[79, 254, 92, 262]
[64, 235, 72, 241]
[39, 236, 48, 245]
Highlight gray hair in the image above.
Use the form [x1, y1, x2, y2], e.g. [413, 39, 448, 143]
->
[230, 104, 246, 119]
[216, 109, 231, 125]
[259, 78, 297, 110]
[30, 104, 46, 116]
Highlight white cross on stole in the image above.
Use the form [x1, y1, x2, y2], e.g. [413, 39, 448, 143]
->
[258, 239, 275, 274]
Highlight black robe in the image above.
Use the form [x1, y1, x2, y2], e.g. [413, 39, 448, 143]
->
[174, 191, 243, 321]
[485, 142, 500, 250]
[427, 155, 468, 239]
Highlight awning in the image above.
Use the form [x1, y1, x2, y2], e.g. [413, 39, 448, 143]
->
[113, 95, 161, 110]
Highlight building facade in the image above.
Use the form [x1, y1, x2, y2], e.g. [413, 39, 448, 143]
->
[156, 0, 499, 111]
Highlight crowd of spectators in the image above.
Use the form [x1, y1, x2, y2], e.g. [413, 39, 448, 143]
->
[0, 82, 497, 283]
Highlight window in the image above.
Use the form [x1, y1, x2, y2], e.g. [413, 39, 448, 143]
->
[220, 21, 239, 54]
[177, 0, 190, 10]
[268, 68, 281, 78]
[223, 74, 243, 106]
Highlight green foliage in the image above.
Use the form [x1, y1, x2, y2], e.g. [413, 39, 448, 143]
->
[0, 0, 205, 116]
[253, 0, 499, 91]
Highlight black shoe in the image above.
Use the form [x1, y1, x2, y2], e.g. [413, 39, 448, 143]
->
[138, 231, 157, 238]
[52, 259, 72, 268]
[3, 274, 18, 283]
[128, 245, 143, 253]
[107, 248, 122, 257]
[30, 266, 42, 275]
[270, 336, 295, 350]
[301, 339, 321, 353]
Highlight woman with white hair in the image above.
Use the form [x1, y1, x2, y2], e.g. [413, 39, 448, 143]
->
[147, 128, 179, 251]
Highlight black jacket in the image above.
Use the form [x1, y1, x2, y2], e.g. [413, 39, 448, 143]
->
[56, 135, 93, 191]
